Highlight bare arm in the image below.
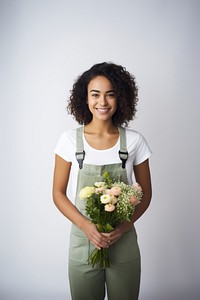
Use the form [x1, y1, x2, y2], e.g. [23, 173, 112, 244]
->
[52, 154, 110, 249]
[131, 158, 152, 223]
[104, 159, 152, 244]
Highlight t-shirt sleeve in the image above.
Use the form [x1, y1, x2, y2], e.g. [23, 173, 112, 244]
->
[134, 133, 152, 165]
[54, 132, 72, 162]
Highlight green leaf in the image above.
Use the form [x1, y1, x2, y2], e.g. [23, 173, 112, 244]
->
[105, 223, 114, 232]
[103, 172, 113, 186]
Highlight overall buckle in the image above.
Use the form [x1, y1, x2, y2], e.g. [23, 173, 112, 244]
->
[75, 150, 85, 169]
[118, 150, 128, 169]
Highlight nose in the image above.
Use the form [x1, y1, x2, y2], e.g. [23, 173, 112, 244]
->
[99, 95, 107, 106]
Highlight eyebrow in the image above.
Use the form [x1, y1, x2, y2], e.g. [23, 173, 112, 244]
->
[89, 89, 114, 93]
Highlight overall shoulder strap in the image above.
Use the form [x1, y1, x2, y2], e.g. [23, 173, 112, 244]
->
[75, 127, 85, 169]
[118, 127, 128, 169]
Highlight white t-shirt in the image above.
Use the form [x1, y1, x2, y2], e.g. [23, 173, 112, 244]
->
[54, 127, 152, 202]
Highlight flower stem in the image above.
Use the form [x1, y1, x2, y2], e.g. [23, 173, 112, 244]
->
[88, 247, 110, 268]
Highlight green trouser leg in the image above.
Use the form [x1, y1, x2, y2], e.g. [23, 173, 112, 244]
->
[69, 261, 106, 300]
[69, 259, 140, 300]
[105, 228, 141, 300]
[105, 258, 141, 300]
[68, 228, 140, 300]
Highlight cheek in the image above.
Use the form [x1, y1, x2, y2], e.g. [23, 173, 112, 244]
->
[87, 100, 95, 113]
[88, 96, 99, 108]
[112, 99, 117, 110]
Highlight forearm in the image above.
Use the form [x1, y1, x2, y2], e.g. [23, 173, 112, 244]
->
[131, 194, 151, 223]
[53, 191, 89, 229]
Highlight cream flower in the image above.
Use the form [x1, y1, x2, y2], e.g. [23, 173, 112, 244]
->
[100, 194, 112, 204]
[79, 186, 95, 199]
[105, 203, 115, 212]
[94, 181, 106, 188]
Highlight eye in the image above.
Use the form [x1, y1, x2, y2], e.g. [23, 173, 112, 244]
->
[106, 93, 115, 99]
[91, 93, 99, 98]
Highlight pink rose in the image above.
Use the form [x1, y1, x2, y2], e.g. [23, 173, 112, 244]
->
[130, 196, 139, 206]
[95, 187, 105, 193]
[109, 186, 121, 196]
[106, 189, 112, 194]
[111, 195, 118, 204]
[133, 182, 142, 192]
[105, 203, 116, 212]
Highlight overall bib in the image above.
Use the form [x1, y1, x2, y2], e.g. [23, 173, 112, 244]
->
[68, 127, 141, 300]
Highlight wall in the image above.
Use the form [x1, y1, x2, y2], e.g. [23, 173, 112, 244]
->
[1, 0, 200, 299]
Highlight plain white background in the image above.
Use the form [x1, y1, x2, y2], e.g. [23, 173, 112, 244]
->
[1, 0, 200, 299]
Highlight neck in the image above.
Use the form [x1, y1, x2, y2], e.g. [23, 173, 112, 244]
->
[84, 120, 118, 134]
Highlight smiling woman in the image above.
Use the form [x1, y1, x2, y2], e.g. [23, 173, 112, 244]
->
[87, 76, 117, 123]
[67, 62, 138, 126]
[53, 62, 152, 300]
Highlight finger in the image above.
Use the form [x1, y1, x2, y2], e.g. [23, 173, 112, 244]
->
[95, 236, 110, 249]
[88, 228, 112, 248]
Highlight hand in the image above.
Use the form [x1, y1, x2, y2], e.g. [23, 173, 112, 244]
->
[102, 222, 132, 246]
[102, 227, 122, 246]
[80, 219, 110, 250]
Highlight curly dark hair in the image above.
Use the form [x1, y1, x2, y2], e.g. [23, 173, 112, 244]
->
[67, 62, 138, 126]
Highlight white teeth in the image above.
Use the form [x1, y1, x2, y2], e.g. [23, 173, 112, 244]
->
[97, 108, 109, 112]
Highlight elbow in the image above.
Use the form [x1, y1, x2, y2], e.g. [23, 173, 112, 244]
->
[147, 189, 152, 206]
[52, 188, 60, 207]
[143, 189, 152, 210]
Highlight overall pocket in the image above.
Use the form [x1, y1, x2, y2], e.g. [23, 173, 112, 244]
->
[110, 228, 140, 263]
[69, 232, 96, 264]
[69, 233, 89, 263]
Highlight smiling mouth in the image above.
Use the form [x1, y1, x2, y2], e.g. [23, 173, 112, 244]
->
[96, 108, 110, 113]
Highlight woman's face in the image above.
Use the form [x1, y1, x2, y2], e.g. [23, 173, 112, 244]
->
[87, 76, 117, 122]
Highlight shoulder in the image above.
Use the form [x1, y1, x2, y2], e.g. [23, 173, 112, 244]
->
[61, 127, 77, 139]
[124, 127, 152, 164]
[124, 127, 143, 146]
[124, 127, 139, 137]
[57, 127, 81, 145]
[54, 127, 80, 162]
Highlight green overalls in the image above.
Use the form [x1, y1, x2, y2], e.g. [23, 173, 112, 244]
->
[68, 127, 141, 300]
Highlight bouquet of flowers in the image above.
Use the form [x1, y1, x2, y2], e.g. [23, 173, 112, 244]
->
[79, 172, 143, 268]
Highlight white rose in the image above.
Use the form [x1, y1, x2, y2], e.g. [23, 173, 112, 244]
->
[100, 194, 112, 204]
